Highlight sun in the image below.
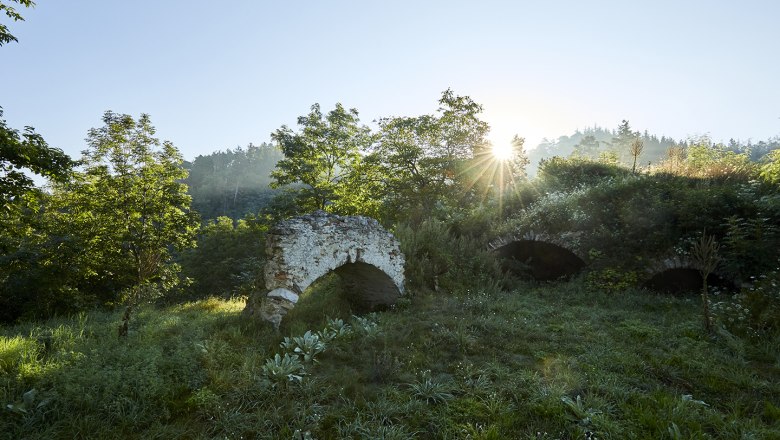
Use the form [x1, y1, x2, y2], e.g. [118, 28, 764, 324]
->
[491, 143, 514, 161]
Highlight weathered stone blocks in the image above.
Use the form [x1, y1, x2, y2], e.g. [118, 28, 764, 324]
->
[244, 211, 405, 327]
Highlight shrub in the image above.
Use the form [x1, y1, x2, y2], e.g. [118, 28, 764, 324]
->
[585, 268, 638, 294]
[537, 156, 632, 193]
[394, 218, 503, 293]
[177, 216, 267, 299]
[711, 263, 780, 339]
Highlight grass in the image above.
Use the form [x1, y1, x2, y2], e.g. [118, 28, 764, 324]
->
[1, 279, 779, 439]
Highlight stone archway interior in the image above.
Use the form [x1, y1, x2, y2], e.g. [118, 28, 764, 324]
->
[334, 261, 403, 311]
[496, 240, 586, 281]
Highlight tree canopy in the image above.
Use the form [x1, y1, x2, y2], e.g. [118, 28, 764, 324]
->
[0, 107, 73, 211]
[0, 0, 34, 46]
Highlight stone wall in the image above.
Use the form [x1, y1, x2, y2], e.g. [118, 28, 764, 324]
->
[245, 211, 405, 327]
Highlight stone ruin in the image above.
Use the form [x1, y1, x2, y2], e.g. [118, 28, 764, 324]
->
[643, 255, 736, 293]
[489, 231, 587, 280]
[244, 211, 405, 328]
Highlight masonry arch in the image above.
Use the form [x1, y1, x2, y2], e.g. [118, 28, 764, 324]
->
[644, 256, 735, 294]
[490, 231, 587, 280]
[244, 211, 405, 327]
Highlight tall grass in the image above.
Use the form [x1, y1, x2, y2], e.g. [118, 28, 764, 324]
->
[2, 279, 778, 439]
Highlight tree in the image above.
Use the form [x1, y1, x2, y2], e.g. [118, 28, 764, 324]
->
[507, 134, 530, 181]
[573, 135, 600, 159]
[611, 119, 638, 164]
[270, 103, 374, 214]
[629, 138, 644, 173]
[371, 90, 491, 222]
[691, 232, 720, 333]
[1, 107, 73, 211]
[0, 0, 34, 46]
[759, 149, 780, 184]
[185, 143, 282, 220]
[64, 111, 199, 302]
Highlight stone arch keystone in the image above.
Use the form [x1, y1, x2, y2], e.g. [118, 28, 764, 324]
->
[244, 211, 406, 327]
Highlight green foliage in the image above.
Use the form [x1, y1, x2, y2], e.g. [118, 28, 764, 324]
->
[184, 143, 282, 220]
[317, 317, 353, 343]
[280, 330, 326, 363]
[371, 89, 491, 223]
[270, 102, 376, 216]
[394, 217, 504, 293]
[261, 353, 306, 385]
[505, 167, 780, 278]
[715, 265, 780, 339]
[743, 268, 780, 337]
[0, 0, 34, 46]
[585, 268, 638, 294]
[682, 137, 757, 180]
[720, 214, 778, 281]
[61, 111, 199, 303]
[0, 106, 73, 211]
[759, 148, 780, 184]
[177, 216, 266, 300]
[0, 112, 200, 322]
[407, 370, 454, 405]
[2, 282, 780, 438]
[537, 156, 632, 192]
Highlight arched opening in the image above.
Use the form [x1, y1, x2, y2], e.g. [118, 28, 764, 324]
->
[496, 240, 586, 281]
[645, 268, 734, 294]
[280, 262, 402, 332]
[334, 261, 403, 311]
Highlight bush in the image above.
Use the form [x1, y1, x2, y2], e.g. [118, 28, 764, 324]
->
[394, 217, 504, 293]
[585, 268, 638, 294]
[712, 263, 780, 339]
[177, 216, 268, 299]
[537, 156, 632, 193]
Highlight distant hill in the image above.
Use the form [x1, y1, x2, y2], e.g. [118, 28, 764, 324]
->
[526, 122, 678, 175]
[525, 121, 780, 175]
[183, 143, 283, 220]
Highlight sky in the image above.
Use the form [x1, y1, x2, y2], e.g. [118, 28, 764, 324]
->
[2, 0, 779, 163]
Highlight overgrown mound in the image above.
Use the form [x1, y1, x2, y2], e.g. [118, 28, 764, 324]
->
[497, 158, 780, 287]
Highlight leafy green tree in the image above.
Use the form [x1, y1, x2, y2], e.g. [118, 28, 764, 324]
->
[683, 136, 755, 180]
[0, 0, 33, 46]
[270, 103, 374, 214]
[63, 111, 199, 302]
[759, 149, 780, 184]
[1, 107, 72, 211]
[506, 134, 530, 181]
[371, 90, 490, 222]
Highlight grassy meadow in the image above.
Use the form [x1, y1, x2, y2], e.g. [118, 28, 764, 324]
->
[2, 276, 779, 439]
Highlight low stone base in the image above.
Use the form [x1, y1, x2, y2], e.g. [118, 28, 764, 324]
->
[245, 291, 297, 329]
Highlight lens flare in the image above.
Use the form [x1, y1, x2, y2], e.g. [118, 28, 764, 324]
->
[492, 144, 513, 161]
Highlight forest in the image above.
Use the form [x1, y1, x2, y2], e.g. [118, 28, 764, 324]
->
[3, 4, 780, 439]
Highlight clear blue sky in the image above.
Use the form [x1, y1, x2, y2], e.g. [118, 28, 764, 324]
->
[2, 0, 779, 162]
